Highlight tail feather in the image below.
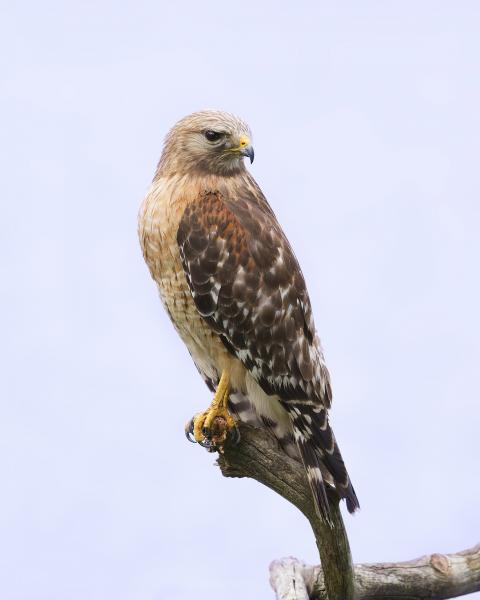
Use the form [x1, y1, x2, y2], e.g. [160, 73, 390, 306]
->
[294, 431, 332, 524]
[309, 410, 360, 514]
[286, 401, 360, 519]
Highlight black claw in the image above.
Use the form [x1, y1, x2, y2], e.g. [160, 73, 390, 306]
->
[186, 431, 196, 443]
[197, 438, 214, 449]
[185, 418, 197, 443]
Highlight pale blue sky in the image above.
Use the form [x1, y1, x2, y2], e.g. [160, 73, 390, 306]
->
[1, 2, 479, 599]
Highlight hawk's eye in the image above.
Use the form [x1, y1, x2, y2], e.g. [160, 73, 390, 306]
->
[204, 130, 222, 142]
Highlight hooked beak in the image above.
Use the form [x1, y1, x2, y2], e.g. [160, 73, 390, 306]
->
[240, 144, 255, 163]
[237, 135, 254, 163]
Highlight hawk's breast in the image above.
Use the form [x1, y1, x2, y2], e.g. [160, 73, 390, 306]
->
[138, 175, 247, 391]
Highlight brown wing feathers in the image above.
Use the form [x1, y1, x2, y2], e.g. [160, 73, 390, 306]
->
[177, 190, 322, 401]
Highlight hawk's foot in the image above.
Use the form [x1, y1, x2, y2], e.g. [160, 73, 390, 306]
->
[184, 412, 239, 451]
[184, 371, 239, 451]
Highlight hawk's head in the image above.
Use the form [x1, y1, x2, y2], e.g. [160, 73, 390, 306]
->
[158, 110, 254, 177]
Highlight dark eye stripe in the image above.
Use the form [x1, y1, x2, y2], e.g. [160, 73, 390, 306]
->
[204, 130, 222, 142]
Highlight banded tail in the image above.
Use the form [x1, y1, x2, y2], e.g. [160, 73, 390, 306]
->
[286, 401, 359, 524]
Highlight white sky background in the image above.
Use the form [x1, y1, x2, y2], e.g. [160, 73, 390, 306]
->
[1, 1, 479, 598]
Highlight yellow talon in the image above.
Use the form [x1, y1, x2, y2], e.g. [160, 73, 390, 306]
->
[189, 371, 237, 448]
[193, 410, 209, 443]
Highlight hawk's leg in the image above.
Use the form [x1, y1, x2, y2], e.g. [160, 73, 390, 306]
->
[185, 370, 239, 449]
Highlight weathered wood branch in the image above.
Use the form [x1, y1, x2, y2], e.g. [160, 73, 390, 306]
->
[216, 423, 480, 600]
[269, 545, 480, 600]
[217, 423, 354, 600]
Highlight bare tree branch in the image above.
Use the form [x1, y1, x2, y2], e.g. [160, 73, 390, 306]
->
[216, 423, 480, 600]
[217, 423, 354, 600]
[270, 545, 480, 600]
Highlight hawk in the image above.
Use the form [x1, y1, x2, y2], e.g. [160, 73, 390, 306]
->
[138, 110, 359, 522]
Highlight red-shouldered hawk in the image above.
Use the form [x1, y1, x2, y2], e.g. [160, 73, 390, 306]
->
[138, 110, 359, 523]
